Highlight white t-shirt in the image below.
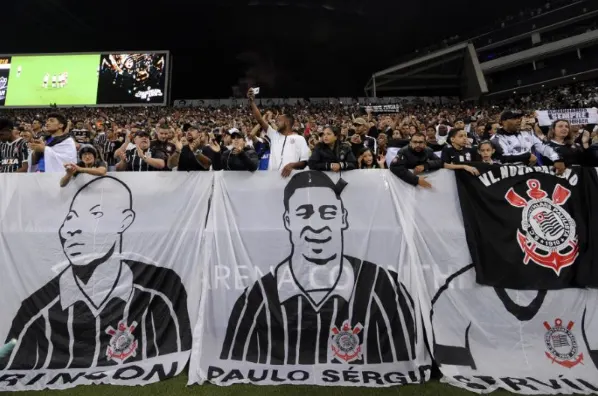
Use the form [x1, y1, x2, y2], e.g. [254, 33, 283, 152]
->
[266, 126, 309, 171]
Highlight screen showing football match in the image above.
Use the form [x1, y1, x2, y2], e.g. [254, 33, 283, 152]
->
[1, 52, 169, 107]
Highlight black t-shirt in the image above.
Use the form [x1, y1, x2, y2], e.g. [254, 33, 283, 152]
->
[441, 145, 479, 164]
[125, 148, 167, 172]
[71, 129, 92, 144]
[151, 140, 176, 157]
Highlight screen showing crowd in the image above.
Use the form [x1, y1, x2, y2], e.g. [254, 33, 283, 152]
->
[0, 52, 168, 107]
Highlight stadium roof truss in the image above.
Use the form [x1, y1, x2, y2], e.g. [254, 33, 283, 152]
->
[365, 42, 488, 101]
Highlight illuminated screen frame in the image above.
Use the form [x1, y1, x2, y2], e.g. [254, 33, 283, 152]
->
[0, 50, 170, 108]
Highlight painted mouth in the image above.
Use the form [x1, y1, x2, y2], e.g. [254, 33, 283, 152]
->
[304, 236, 331, 244]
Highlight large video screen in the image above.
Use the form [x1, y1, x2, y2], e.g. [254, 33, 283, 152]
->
[0, 51, 169, 107]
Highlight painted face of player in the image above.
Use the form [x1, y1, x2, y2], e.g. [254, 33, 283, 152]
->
[284, 187, 348, 266]
[59, 179, 135, 266]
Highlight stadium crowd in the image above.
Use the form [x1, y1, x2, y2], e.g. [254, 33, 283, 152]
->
[0, 81, 597, 188]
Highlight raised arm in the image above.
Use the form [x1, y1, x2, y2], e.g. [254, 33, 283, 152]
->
[247, 89, 269, 132]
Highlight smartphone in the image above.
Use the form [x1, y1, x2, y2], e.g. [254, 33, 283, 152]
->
[252, 87, 260, 95]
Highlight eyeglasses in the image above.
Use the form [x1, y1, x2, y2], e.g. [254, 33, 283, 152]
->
[411, 140, 426, 145]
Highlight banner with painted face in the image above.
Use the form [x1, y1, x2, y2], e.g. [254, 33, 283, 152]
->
[0, 173, 210, 391]
[189, 170, 431, 387]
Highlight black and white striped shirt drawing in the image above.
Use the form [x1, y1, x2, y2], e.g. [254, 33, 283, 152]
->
[0, 176, 192, 370]
[220, 170, 417, 365]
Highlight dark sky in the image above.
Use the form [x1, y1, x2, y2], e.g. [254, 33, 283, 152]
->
[5, 0, 546, 99]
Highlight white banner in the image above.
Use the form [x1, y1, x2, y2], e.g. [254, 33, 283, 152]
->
[364, 104, 402, 113]
[403, 171, 598, 395]
[0, 173, 211, 391]
[536, 108, 598, 126]
[189, 170, 431, 387]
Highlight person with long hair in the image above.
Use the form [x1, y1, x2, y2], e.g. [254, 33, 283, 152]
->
[542, 119, 586, 166]
[358, 148, 386, 169]
[308, 126, 356, 172]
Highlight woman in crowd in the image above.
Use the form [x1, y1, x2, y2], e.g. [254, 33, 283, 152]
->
[542, 119, 588, 166]
[308, 126, 356, 172]
[358, 148, 386, 169]
[60, 145, 107, 187]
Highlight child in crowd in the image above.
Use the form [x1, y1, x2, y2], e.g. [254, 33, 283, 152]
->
[441, 128, 480, 176]
[478, 140, 500, 164]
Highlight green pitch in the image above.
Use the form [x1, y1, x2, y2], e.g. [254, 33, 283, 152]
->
[14, 374, 522, 396]
[5, 54, 100, 106]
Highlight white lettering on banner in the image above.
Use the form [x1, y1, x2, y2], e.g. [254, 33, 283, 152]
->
[536, 108, 598, 127]
[135, 88, 163, 100]
[0, 173, 210, 391]
[478, 166, 578, 187]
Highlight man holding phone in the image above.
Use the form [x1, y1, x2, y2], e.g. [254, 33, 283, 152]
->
[248, 88, 308, 177]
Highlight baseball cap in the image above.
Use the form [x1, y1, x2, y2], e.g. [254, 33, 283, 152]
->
[228, 128, 243, 137]
[500, 110, 523, 122]
[136, 130, 150, 138]
[353, 118, 367, 126]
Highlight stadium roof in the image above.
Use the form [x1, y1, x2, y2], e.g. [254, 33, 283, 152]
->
[5, 0, 549, 98]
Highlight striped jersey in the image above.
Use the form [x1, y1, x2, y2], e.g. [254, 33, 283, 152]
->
[0, 260, 192, 370]
[0, 138, 28, 173]
[125, 148, 167, 172]
[220, 256, 416, 365]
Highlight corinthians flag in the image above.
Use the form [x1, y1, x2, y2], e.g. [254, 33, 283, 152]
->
[455, 165, 587, 290]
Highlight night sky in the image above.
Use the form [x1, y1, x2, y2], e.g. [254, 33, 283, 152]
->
[5, 0, 547, 99]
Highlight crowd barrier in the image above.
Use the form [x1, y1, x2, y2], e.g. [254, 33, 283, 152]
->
[0, 170, 597, 394]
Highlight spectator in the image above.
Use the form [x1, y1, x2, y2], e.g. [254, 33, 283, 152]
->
[492, 110, 565, 174]
[543, 119, 585, 166]
[30, 113, 77, 173]
[349, 118, 377, 158]
[441, 128, 481, 176]
[0, 120, 28, 173]
[115, 130, 166, 172]
[59, 145, 107, 187]
[308, 126, 356, 172]
[478, 141, 501, 164]
[177, 125, 216, 171]
[389, 132, 443, 189]
[248, 89, 308, 178]
[358, 148, 386, 169]
[151, 124, 177, 169]
[213, 129, 259, 171]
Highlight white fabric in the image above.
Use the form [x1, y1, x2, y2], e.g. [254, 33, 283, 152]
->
[0, 173, 210, 391]
[189, 170, 430, 387]
[397, 170, 598, 395]
[42, 137, 77, 173]
[266, 126, 310, 171]
[2, 170, 598, 393]
[536, 108, 598, 126]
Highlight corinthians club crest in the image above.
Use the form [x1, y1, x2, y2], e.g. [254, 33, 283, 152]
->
[543, 318, 584, 368]
[105, 320, 138, 363]
[330, 320, 363, 363]
[505, 179, 579, 275]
